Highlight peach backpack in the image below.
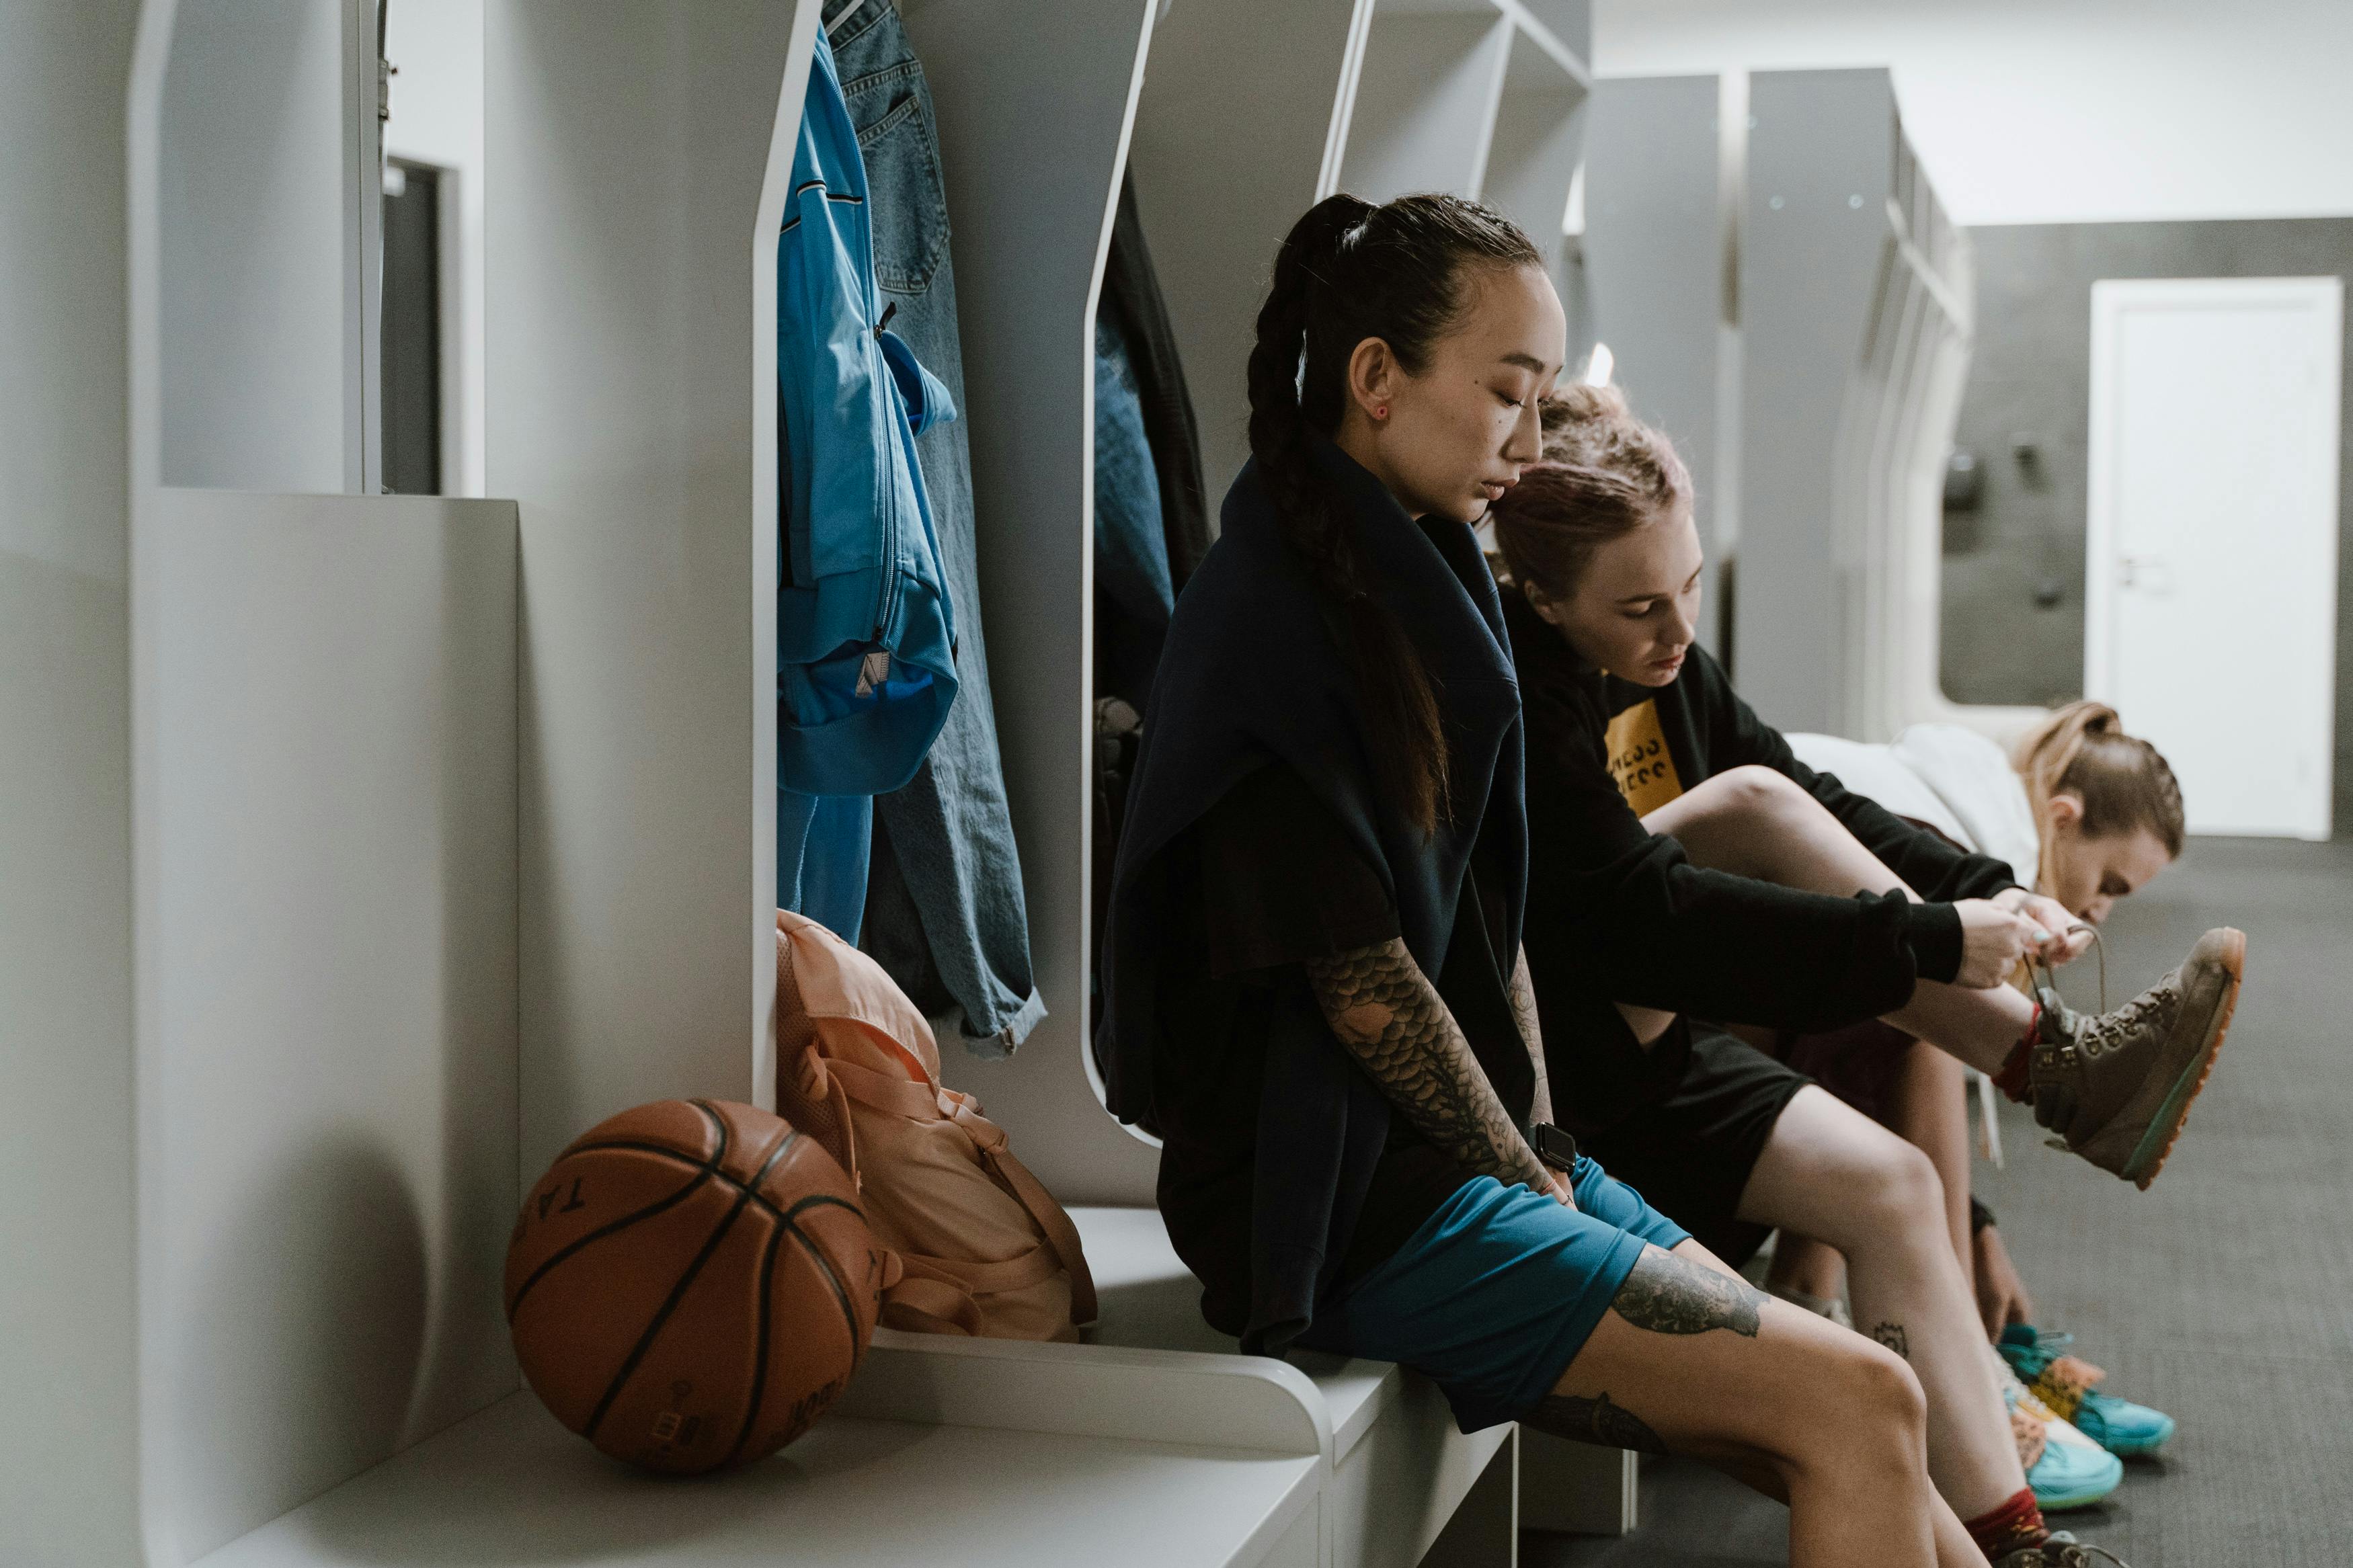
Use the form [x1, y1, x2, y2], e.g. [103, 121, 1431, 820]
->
[772, 910, 1096, 1342]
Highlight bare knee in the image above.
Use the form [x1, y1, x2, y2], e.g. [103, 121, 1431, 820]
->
[1712, 764, 1810, 823]
[1783, 1337, 1926, 1472]
[1846, 1134, 1947, 1240]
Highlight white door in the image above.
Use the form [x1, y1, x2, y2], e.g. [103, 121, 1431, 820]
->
[2087, 277, 2342, 839]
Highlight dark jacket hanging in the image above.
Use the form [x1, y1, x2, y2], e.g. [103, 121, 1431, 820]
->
[1100, 173, 1213, 589]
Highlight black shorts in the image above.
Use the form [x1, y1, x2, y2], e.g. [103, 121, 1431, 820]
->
[1577, 1028, 1811, 1268]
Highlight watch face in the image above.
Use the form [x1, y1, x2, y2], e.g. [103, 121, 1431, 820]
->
[1531, 1122, 1578, 1170]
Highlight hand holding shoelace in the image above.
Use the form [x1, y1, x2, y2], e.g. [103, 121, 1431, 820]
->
[1955, 899, 2052, 987]
[1993, 886, 2096, 963]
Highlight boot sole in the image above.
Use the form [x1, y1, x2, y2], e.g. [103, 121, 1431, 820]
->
[2111, 927, 2243, 1189]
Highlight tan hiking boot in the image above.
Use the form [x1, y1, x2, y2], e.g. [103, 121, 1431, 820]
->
[2026, 927, 2243, 1190]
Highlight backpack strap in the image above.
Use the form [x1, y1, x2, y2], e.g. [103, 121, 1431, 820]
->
[939, 1091, 1100, 1327]
[881, 1255, 985, 1337]
[823, 1036, 1101, 1331]
[826, 1055, 945, 1121]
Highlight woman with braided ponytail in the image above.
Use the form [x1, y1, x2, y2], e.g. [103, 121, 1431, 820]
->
[1772, 704, 2191, 1464]
[1100, 195, 1989, 1567]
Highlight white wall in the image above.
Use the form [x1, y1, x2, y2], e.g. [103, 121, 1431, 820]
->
[487, 0, 814, 1177]
[0, 4, 143, 1565]
[135, 491, 519, 1565]
[157, 0, 366, 492]
[384, 0, 487, 497]
[1595, 0, 2353, 226]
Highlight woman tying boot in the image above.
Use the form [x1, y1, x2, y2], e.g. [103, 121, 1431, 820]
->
[1098, 193, 2005, 1567]
[1488, 384, 2230, 1561]
[1769, 705, 2192, 1467]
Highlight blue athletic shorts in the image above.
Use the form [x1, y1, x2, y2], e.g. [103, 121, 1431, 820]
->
[1294, 1159, 1691, 1432]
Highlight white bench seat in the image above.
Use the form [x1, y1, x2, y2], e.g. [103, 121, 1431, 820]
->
[193, 1391, 1322, 1568]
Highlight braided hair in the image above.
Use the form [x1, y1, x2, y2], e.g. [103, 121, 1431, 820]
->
[1246, 192, 1541, 834]
[2013, 701, 2186, 867]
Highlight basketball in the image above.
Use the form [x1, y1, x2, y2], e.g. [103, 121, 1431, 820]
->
[504, 1098, 885, 1474]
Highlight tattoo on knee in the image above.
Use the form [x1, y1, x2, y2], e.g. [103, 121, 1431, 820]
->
[1531, 1392, 1669, 1456]
[1611, 1247, 1766, 1338]
[1872, 1321, 1909, 1360]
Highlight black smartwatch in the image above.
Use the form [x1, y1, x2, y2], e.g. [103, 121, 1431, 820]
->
[1529, 1122, 1580, 1173]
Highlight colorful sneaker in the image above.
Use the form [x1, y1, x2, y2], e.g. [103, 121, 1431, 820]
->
[1988, 1344, 2124, 1510]
[2000, 1325, 2177, 1457]
[1994, 1531, 2132, 1566]
[2026, 927, 2243, 1188]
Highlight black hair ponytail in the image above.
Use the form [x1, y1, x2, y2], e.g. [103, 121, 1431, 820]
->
[1246, 191, 1540, 835]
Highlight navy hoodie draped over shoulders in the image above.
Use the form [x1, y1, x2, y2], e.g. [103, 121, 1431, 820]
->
[1096, 438, 1527, 1353]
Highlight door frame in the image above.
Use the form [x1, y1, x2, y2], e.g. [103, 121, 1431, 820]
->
[2085, 274, 2343, 838]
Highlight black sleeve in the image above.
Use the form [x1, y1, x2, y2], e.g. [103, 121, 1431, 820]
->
[1194, 763, 1400, 976]
[1690, 654, 2020, 905]
[1521, 681, 1950, 1032]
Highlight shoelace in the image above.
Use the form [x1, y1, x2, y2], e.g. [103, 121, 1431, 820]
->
[2028, 923, 2108, 1014]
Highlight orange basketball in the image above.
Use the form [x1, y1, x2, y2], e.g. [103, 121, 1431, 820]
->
[504, 1098, 884, 1474]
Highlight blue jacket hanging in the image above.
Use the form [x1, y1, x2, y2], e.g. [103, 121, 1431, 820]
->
[777, 32, 959, 798]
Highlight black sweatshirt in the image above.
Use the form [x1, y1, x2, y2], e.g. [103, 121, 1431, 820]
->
[1503, 588, 2019, 1131]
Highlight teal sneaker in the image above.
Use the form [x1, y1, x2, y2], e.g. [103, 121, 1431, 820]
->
[1989, 1343, 2124, 1510]
[2001, 1326, 2178, 1458]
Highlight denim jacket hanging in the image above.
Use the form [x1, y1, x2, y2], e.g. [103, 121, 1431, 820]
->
[777, 32, 959, 798]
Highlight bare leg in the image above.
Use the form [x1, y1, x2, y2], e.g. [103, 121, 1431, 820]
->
[1536, 1241, 1980, 1567]
[1767, 1231, 1849, 1309]
[1736, 1088, 2026, 1521]
[1892, 1038, 1975, 1280]
[1644, 768, 2034, 1073]
[1768, 1046, 1976, 1313]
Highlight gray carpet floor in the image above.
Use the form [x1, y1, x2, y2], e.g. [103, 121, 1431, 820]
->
[1525, 835, 2353, 1567]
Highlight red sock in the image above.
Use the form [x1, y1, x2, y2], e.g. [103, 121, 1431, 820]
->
[1992, 1005, 2040, 1102]
[1964, 1487, 2048, 1561]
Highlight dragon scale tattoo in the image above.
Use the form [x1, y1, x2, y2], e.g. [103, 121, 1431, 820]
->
[1304, 938, 1551, 1193]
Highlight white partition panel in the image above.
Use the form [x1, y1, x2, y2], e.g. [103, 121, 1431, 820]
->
[1736, 68, 2027, 742]
[132, 490, 518, 1565]
[1478, 24, 1588, 274]
[1127, 0, 1373, 497]
[893, 0, 1164, 1204]
[155, 0, 378, 495]
[1581, 75, 1729, 651]
[485, 0, 821, 1176]
[1341, 4, 1513, 203]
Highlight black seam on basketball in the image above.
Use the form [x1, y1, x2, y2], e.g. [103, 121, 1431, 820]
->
[582, 1124, 798, 1444]
[557, 1101, 730, 1169]
[509, 1113, 770, 1317]
[543, 1134, 819, 1223]
[725, 1222, 788, 1465]
[785, 1217, 866, 1361]
[506, 1161, 718, 1321]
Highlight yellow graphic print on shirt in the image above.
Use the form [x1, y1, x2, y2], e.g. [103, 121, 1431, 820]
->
[1604, 700, 1685, 816]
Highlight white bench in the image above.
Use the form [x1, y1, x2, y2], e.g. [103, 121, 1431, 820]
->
[185, 1204, 1507, 1568]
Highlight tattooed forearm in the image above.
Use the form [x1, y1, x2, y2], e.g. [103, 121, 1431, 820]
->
[1305, 938, 1551, 1192]
[1508, 945, 1554, 1126]
[1529, 1392, 1669, 1455]
[1872, 1322, 1909, 1360]
[1610, 1246, 1767, 1337]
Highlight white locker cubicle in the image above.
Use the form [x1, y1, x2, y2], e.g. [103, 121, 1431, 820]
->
[73, 1, 1617, 1562]
[1585, 67, 2042, 744]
